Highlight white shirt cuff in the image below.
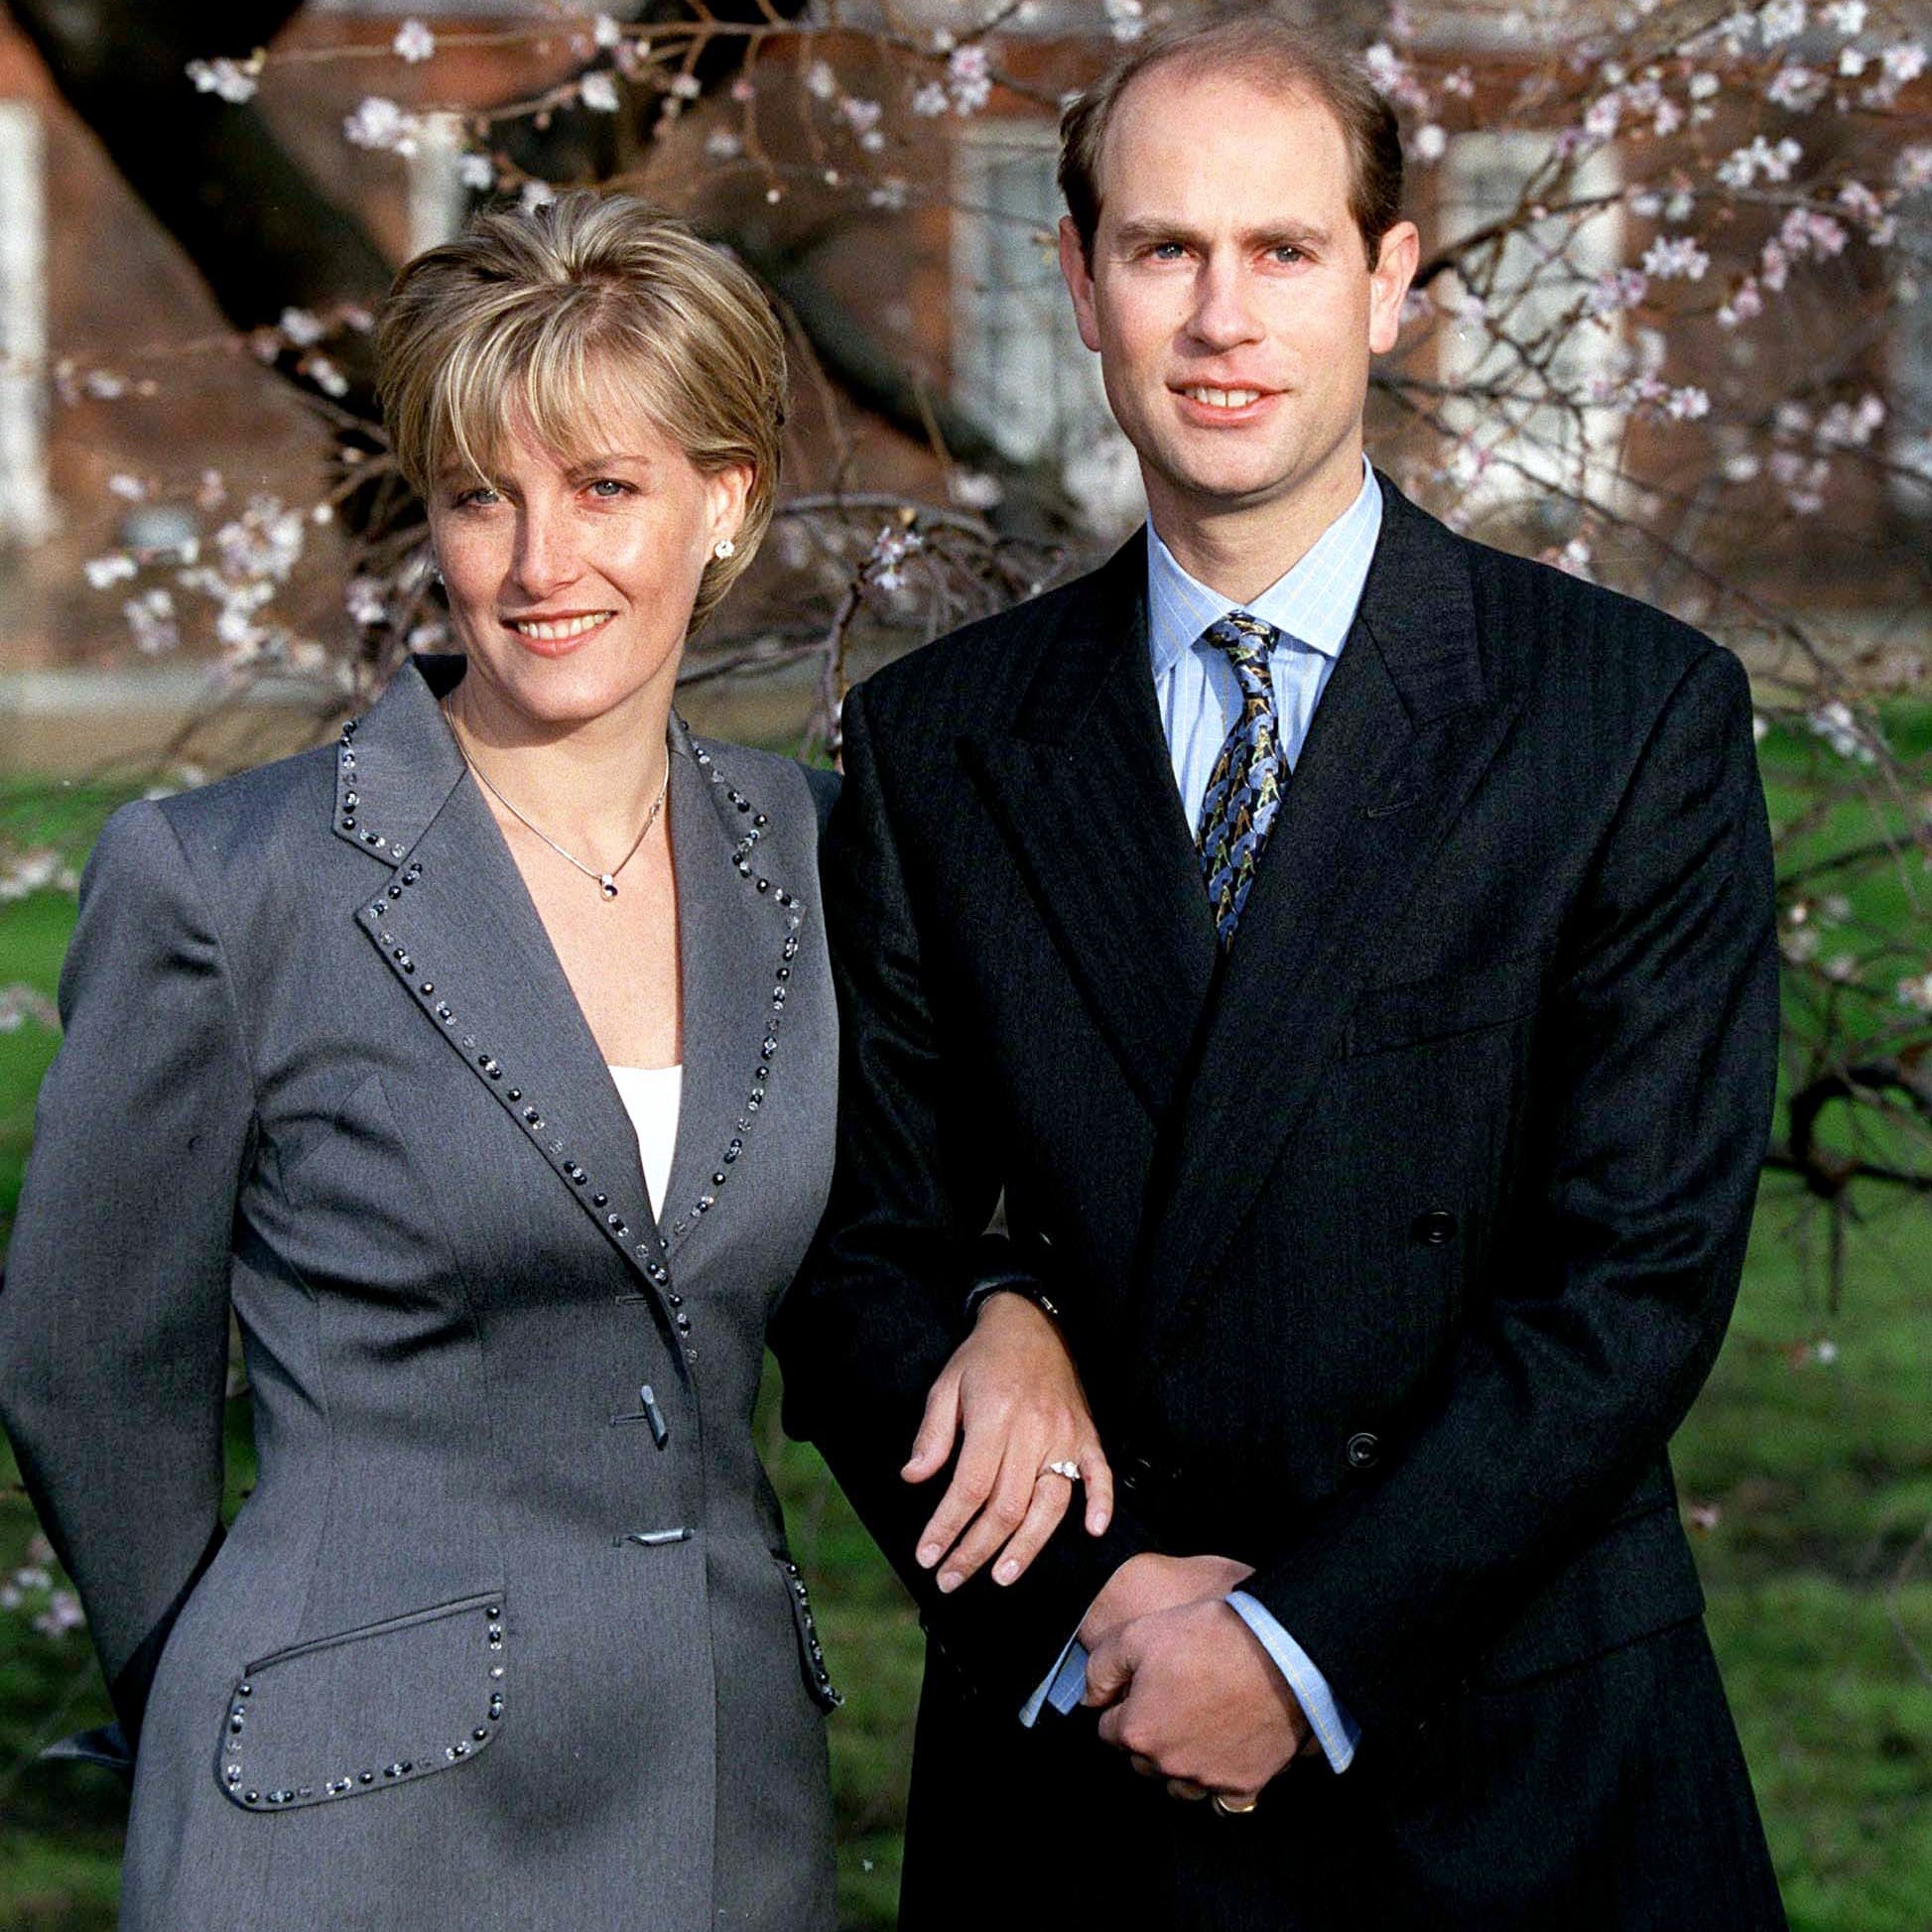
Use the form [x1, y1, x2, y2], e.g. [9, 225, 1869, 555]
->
[1225, 1591, 1360, 1773]
[1018, 1630, 1090, 1727]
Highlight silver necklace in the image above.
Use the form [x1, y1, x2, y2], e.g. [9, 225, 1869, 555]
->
[453, 723, 669, 901]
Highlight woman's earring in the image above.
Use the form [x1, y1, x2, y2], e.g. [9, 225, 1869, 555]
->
[712, 537, 736, 561]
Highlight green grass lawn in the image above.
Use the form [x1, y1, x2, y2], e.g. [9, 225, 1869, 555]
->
[2, 754, 1929, 1929]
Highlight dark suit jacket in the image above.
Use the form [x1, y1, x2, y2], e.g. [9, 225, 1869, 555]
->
[773, 478, 1787, 1929]
[1, 658, 840, 1931]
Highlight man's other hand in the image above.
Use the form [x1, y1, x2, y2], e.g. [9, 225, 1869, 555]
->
[1085, 1596, 1311, 1807]
[1077, 1550, 1253, 1651]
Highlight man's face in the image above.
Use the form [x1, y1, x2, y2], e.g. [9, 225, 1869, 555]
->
[1059, 67, 1417, 533]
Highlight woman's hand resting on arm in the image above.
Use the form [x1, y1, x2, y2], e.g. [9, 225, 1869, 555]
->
[900, 1292, 1113, 1594]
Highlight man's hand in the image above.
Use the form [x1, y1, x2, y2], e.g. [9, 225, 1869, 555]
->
[902, 1292, 1114, 1594]
[1077, 1550, 1254, 1651]
[1085, 1597, 1311, 1807]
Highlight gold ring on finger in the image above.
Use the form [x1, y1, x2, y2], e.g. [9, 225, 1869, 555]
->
[1212, 1794, 1260, 1817]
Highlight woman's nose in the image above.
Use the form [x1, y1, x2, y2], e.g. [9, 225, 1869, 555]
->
[512, 502, 580, 596]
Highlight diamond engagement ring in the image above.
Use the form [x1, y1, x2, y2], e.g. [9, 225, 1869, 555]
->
[1041, 1460, 1082, 1481]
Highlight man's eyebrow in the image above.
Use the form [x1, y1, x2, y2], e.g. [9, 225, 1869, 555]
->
[1109, 216, 1337, 253]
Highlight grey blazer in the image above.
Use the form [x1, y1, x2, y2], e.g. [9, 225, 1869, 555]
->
[0, 657, 839, 1931]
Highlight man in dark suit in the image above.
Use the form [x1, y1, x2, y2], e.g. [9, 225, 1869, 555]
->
[772, 17, 1787, 1927]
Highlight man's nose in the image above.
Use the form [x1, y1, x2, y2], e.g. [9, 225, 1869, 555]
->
[1188, 255, 1264, 350]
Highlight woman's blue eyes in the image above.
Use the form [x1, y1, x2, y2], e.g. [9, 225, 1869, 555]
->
[451, 479, 632, 508]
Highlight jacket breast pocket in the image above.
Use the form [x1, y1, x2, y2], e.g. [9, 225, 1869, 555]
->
[215, 1590, 507, 1812]
[1344, 950, 1544, 1059]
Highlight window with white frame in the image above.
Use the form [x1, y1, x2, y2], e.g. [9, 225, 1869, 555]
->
[950, 121, 1142, 529]
[0, 100, 52, 548]
[1434, 133, 1624, 522]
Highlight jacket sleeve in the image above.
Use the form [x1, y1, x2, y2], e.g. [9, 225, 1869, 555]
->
[770, 682, 1153, 1711]
[0, 800, 255, 1746]
[1248, 645, 1779, 1739]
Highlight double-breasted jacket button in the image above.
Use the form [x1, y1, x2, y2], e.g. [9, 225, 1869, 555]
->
[1345, 1431, 1381, 1472]
[1120, 1454, 1156, 1496]
[1412, 1209, 1458, 1246]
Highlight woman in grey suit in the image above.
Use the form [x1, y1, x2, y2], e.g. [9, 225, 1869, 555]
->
[0, 194, 1107, 1930]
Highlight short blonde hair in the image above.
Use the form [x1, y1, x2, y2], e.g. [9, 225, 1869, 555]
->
[377, 192, 789, 634]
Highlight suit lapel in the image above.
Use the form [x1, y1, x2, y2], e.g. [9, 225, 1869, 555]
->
[964, 537, 1219, 1117]
[1133, 481, 1525, 1364]
[339, 658, 679, 1335]
[649, 725, 808, 1261]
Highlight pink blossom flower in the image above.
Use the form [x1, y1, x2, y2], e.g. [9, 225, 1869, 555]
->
[1640, 235, 1711, 281]
[343, 97, 421, 158]
[1882, 40, 1926, 83]
[1586, 267, 1649, 316]
[392, 20, 435, 64]
[1717, 279, 1763, 326]
[1765, 64, 1827, 110]
[1719, 135, 1803, 188]
[187, 57, 258, 104]
[278, 307, 324, 347]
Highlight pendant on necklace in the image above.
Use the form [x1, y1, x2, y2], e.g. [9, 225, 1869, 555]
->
[599, 874, 619, 900]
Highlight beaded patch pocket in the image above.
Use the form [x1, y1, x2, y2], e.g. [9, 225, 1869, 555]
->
[773, 1551, 842, 1713]
[214, 1590, 508, 1812]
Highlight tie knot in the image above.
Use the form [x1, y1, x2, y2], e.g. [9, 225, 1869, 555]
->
[1203, 611, 1277, 683]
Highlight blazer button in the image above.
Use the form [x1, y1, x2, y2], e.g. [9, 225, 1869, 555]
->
[1412, 1210, 1458, 1246]
[1121, 1454, 1156, 1495]
[1345, 1431, 1381, 1472]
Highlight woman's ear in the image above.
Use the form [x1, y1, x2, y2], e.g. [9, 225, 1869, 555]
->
[706, 462, 755, 552]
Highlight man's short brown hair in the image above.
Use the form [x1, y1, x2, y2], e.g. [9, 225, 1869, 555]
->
[1058, 15, 1404, 266]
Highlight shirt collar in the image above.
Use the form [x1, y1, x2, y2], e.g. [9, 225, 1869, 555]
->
[1145, 457, 1383, 679]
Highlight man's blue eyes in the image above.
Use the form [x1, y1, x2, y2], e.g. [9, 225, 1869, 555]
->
[1141, 245, 1306, 264]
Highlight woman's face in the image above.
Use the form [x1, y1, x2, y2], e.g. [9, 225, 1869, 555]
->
[429, 401, 749, 738]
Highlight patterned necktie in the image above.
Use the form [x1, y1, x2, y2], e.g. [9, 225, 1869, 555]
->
[1196, 611, 1286, 949]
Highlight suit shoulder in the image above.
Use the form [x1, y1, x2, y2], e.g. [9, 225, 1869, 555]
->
[148, 742, 339, 856]
[1460, 535, 1723, 696]
[854, 568, 1099, 725]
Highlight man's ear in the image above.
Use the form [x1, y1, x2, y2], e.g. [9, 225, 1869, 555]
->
[1059, 215, 1103, 353]
[1367, 219, 1420, 356]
